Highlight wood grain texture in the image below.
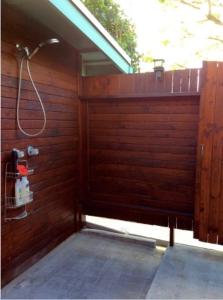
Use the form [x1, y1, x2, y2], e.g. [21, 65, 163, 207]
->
[2, 3, 223, 289]
[81, 69, 201, 99]
[195, 62, 223, 245]
[1, 3, 80, 286]
[84, 96, 199, 229]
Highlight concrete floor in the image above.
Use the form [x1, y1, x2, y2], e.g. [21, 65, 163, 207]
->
[2, 228, 223, 299]
[2, 229, 163, 299]
[146, 244, 223, 299]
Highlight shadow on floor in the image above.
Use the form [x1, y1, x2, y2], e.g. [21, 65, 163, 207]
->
[2, 229, 163, 299]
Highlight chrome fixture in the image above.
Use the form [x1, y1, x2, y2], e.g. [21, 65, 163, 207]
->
[28, 38, 60, 60]
[27, 145, 39, 157]
[13, 148, 25, 159]
[16, 38, 60, 137]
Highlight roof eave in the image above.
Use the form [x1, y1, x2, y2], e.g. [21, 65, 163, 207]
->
[49, 0, 133, 74]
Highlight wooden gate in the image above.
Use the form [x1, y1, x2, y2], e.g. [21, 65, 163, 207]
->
[80, 68, 200, 235]
[80, 62, 223, 245]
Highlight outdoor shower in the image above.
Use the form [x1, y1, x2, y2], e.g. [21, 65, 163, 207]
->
[16, 38, 60, 137]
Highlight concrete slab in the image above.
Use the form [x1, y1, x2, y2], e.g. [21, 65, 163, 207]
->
[146, 244, 223, 299]
[2, 230, 163, 299]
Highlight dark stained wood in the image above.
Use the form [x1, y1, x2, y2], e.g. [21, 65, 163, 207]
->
[169, 216, 176, 246]
[169, 225, 175, 247]
[81, 69, 201, 99]
[210, 63, 223, 245]
[219, 144, 223, 244]
[84, 96, 199, 230]
[1, 3, 80, 286]
[78, 99, 89, 229]
[1, 74, 75, 98]
[84, 200, 192, 227]
[89, 113, 198, 123]
[2, 2, 223, 289]
[90, 121, 198, 133]
[1, 42, 77, 92]
[195, 62, 223, 245]
[195, 62, 217, 242]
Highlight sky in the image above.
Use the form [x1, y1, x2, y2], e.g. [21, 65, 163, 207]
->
[117, 0, 223, 71]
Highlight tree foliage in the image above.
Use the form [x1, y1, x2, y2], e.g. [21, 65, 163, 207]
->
[160, 1, 223, 23]
[143, 0, 223, 70]
[159, 0, 223, 43]
[81, 0, 140, 72]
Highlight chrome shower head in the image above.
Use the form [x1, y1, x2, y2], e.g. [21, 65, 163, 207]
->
[28, 38, 60, 60]
[38, 38, 60, 48]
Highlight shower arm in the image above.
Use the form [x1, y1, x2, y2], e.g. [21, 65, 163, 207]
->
[28, 47, 41, 60]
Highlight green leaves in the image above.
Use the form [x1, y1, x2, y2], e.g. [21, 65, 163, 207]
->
[81, 0, 140, 72]
[161, 39, 170, 46]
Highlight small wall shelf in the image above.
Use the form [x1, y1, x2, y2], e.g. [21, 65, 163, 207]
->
[4, 211, 29, 222]
[6, 169, 34, 179]
[4, 161, 34, 222]
[6, 191, 33, 209]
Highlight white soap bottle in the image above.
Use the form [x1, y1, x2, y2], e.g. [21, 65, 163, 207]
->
[21, 176, 30, 204]
[15, 178, 23, 206]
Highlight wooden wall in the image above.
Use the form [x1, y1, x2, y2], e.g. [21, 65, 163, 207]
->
[1, 4, 81, 285]
[82, 95, 200, 229]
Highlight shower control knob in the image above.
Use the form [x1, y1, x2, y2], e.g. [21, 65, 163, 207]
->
[27, 145, 39, 156]
[12, 148, 25, 158]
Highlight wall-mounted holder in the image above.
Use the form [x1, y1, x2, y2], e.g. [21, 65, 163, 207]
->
[4, 160, 34, 222]
[6, 191, 33, 209]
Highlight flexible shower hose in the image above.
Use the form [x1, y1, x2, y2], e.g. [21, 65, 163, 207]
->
[17, 56, 46, 137]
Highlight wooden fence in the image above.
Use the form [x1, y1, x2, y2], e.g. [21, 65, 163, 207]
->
[81, 62, 223, 245]
[81, 68, 201, 98]
[195, 62, 223, 244]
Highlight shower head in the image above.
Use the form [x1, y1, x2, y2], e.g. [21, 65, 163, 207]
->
[38, 38, 60, 48]
[28, 38, 60, 60]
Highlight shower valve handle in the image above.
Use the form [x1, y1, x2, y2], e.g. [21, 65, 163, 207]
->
[27, 146, 39, 157]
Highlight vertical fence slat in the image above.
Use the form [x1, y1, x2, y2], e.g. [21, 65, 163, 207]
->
[172, 69, 191, 93]
[106, 75, 120, 97]
[154, 73, 166, 93]
[195, 62, 217, 242]
[163, 70, 173, 93]
[219, 143, 223, 244]
[189, 69, 199, 93]
[135, 73, 147, 94]
[215, 63, 223, 245]
[207, 62, 223, 244]
[119, 74, 134, 95]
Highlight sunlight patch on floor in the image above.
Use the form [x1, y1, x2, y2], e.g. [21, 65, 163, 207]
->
[86, 216, 223, 252]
